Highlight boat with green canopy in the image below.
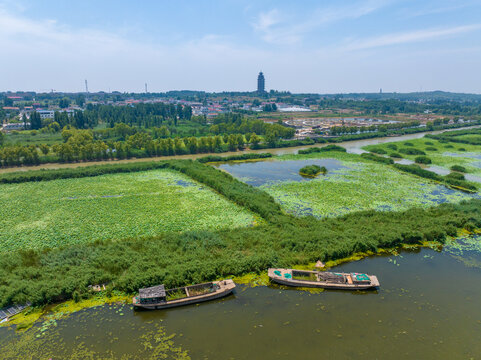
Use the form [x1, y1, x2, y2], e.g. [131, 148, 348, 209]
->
[268, 268, 380, 290]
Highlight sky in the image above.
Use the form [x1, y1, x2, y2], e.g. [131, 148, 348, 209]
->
[1, 0, 481, 94]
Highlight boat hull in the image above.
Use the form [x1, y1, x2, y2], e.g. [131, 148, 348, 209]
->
[268, 268, 380, 290]
[133, 280, 235, 310]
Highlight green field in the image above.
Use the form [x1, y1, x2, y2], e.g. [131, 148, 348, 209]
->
[4, 131, 63, 146]
[0, 169, 257, 251]
[259, 152, 476, 218]
[363, 137, 481, 175]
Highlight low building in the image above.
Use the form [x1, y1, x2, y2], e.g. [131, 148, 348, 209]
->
[2, 123, 30, 131]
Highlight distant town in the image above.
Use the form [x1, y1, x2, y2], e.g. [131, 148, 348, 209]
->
[1, 72, 481, 140]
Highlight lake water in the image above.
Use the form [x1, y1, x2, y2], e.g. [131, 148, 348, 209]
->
[2, 237, 481, 359]
[216, 158, 480, 217]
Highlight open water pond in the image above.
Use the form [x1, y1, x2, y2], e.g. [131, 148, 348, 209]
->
[2, 237, 481, 359]
[216, 159, 480, 217]
[216, 158, 348, 186]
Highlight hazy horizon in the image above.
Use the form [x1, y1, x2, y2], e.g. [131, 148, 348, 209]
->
[1, 0, 481, 94]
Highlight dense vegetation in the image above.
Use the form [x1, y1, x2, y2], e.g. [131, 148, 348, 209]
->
[298, 144, 346, 155]
[361, 152, 394, 164]
[414, 156, 432, 164]
[261, 155, 475, 217]
[0, 169, 257, 250]
[299, 165, 322, 177]
[197, 153, 272, 163]
[393, 164, 477, 192]
[0, 157, 480, 306]
[426, 128, 481, 145]
[451, 165, 467, 173]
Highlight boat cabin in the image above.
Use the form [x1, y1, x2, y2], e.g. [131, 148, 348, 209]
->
[138, 285, 166, 304]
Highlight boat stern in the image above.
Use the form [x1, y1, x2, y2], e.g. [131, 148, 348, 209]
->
[369, 275, 380, 288]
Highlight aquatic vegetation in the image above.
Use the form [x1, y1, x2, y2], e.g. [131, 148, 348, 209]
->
[0, 169, 257, 251]
[450, 165, 467, 173]
[1, 156, 481, 308]
[261, 161, 477, 218]
[297, 144, 346, 155]
[415, 156, 432, 164]
[399, 148, 426, 155]
[361, 152, 394, 164]
[299, 164, 322, 177]
[1, 313, 190, 359]
[363, 137, 481, 176]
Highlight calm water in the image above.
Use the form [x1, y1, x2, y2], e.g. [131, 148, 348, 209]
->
[2, 240, 481, 359]
[216, 158, 480, 213]
[217, 158, 349, 186]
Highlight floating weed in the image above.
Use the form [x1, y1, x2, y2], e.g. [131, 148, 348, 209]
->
[259, 158, 476, 218]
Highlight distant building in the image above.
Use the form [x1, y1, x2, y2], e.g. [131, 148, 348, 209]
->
[37, 110, 55, 120]
[2, 123, 30, 131]
[257, 72, 265, 93]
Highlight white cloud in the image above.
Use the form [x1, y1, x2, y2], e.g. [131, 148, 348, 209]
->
[344, 24, 481, 50]
[252, 0, 388, 45]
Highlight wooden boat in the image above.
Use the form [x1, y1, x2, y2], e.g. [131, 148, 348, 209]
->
[133, 279, 236, 310]
[268, 268, 380, 290]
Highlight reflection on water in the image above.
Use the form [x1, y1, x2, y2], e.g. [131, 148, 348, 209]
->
[216, 159, 348, 186]
[2, 239, 481, 359]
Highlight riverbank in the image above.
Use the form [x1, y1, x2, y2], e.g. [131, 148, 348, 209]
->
[1, 124, 480, 174]
[3, 231, 479, 331]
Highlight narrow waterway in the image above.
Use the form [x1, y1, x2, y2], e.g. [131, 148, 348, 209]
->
[2, 239, 481, 359]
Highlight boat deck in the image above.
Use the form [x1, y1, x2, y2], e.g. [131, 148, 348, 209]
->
[268, 268, 380, 290]
[133, 280, 236, 310]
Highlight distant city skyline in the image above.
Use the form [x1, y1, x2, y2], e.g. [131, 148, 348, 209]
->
[1, 0, 481, 93]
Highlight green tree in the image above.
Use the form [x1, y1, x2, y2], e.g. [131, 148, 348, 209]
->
[39, 144, 50, 155]
[30, 111, 42, 130]
[59, 98, 70, 109]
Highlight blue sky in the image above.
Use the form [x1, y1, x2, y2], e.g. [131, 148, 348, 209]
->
[1, 0, 481, 93]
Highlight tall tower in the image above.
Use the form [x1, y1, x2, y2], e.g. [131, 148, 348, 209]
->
[257, 72, 265, 93]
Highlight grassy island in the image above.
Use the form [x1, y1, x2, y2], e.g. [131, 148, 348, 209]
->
[299, 164, 323, 177]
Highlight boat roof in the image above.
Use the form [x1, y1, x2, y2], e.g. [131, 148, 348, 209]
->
[139, 285, 166, 299]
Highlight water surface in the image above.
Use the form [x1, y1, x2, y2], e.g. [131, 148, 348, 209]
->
[2, 239, 481, 359]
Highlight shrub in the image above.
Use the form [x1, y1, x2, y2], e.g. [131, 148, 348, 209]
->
[197, 153, 272, 163]
[424, 141, 434, 145]
[444, 144, 454, 149]
[458, 148, 466, 151]
[445, 172, 465, 181]
[403, 142, 414, 146]
[361, 152, 394, 165]
[299, 165, 321, 177]
[415, 156, 432, 165]
[393, 164, 441, 181]
[425, 147, 438, 151]
[370, 147, 387, 155]
[389, 152, 403, 158]
[298, 144, 346, 155]
[386, 144, 398, 150]
[399, 148, 426, 155]
[450, 165, 467, 173]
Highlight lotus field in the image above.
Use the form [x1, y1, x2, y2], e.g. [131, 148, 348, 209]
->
[261, 160, 477, 218]
[216, 151, 478, 218]
[0, 169, 257, 251]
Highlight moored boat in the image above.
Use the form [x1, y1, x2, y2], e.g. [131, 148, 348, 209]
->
[268, 268, 380, 290]
[133, 279, 236, 310]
